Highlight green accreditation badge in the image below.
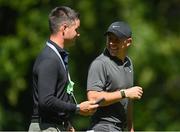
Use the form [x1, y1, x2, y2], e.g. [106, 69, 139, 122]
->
[66, 80, 74, 94]
[66, 80, 77, 104]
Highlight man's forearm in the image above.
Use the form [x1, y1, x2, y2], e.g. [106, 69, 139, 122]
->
[87, 90, 124, 106]
[87, 86, 143, 106]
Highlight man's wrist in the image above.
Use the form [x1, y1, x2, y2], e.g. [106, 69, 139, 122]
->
[120, 89, 126, 98]
[76, 104, 80, 114]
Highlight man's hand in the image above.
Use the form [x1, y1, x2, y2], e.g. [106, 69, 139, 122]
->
[78, 101, 99, 116]
[125, 86, 143, 99]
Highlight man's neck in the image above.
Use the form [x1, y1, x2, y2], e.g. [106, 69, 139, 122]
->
[117, 49, 127, 62]
[50, 34, 64, 48]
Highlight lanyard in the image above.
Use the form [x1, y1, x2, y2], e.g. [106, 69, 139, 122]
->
[46, 42, 71, 81]
[46, 42, 77, 104]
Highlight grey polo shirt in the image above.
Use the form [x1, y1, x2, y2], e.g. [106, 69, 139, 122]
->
[87, 48, 134, 124]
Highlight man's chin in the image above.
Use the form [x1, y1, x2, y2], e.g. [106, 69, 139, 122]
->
[110, 51, 117, 57]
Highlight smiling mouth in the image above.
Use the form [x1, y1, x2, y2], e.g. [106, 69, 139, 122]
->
[110, 47, 117, 50]
[110, 46, 118, 51]
[110, 49, 118, 56]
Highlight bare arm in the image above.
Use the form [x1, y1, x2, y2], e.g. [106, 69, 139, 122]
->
[87, 90, 123, 106]
[87, 86, 143, 106]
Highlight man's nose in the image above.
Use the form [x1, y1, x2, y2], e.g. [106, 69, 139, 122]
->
[110, 42, 113, 45]
[110, 42, 117, 46]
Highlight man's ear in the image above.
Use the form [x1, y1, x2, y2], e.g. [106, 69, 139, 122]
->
[126, 38, 132, 43]
[123, 37, 132, 47]
[60, 24, 67, 36]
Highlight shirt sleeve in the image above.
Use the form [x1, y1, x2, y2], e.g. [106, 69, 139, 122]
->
[37, 59, 76, 113]
[87, 59, 107, 91]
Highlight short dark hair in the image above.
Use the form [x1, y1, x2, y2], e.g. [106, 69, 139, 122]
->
[48, 6, 80, 34]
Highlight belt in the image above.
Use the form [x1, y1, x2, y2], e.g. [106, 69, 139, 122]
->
[95, 120, 125, 128]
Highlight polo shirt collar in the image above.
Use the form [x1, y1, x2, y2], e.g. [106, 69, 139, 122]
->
[47, 39, 69, 55]
[47, 39, 69, 69]
[103, 48, 129, 66]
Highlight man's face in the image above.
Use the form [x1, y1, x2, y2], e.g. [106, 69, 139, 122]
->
[63, 19, 80, 42]
[106, 33, 127, 57]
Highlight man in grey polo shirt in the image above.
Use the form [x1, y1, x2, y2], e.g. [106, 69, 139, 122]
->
[87, 21, 143, 132]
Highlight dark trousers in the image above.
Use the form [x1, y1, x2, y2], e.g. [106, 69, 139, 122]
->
[89, 121, 125, 132]
[90, 123, 123, 132]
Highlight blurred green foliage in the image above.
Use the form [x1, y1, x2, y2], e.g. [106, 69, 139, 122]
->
[0, 0, 180, 130]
